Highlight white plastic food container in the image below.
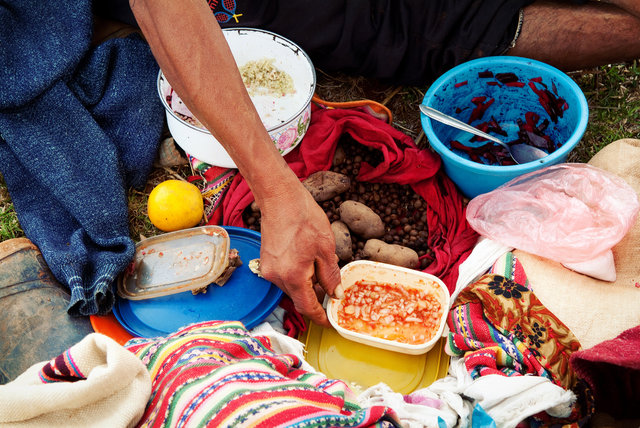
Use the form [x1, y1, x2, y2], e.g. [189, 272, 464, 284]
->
[327, 260, 450, 355]
[157, 28, 316, 168]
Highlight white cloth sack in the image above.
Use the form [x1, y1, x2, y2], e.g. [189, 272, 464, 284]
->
[0, 333, 151, 428]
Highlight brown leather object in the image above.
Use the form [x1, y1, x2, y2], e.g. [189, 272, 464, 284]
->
[0, 238, 93, 384]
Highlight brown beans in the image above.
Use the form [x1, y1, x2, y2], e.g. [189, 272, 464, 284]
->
[242, 138, 433, 268]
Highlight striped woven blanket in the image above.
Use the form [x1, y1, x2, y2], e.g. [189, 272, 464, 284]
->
[126, 321, 400, 428]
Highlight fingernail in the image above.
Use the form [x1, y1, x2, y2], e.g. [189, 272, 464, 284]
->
[334, 284, 345, 300]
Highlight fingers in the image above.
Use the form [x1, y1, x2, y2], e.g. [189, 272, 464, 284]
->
[260, 257, 331, 328]
[256, 195, 341, 328]
[285, 278, 330, 328]
[312, 283, 326, 302]
[280, 252, 339, 328]
[315, 253, 344, 299]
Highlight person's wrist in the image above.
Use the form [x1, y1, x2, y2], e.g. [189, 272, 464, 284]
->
[258, 179, 313, 219]
[243, 158, 306, 208]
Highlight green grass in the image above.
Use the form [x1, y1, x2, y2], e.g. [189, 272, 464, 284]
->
[569, 61, 640, 162]
[0, 176, 22, 240]
[127, 187, 163, 242]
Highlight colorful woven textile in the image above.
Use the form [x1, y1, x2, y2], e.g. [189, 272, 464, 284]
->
[188, 154, 237, 225]
[447, 253, 580, 390]
[38, 349, 84, 384]
[125, 321, 400, 428]
[0, 333, 150, 428]
[446, 252, 595, 425]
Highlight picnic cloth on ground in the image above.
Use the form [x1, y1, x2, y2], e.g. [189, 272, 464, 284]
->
[0, 333, 151, 428]
[446, 252, 592, 426]
[358, 383, 454, 428]
[125, 320, 401, 428]
[569, 325, 640, 420]
[249, 322, 317, 373]
[222, 104, 478, 295]
[396, 356, 576, 428]
[511, 138, 640, 350]
[0, 0, 165, 316]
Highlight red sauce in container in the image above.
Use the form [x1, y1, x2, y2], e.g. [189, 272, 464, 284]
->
[336, 280, 443, 345]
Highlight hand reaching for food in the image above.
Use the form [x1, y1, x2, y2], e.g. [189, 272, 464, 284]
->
[256, 183, 343, 327]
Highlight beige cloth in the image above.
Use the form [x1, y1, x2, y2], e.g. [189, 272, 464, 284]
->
[515, 138, 640, 350]
[0, 333, 150, 428]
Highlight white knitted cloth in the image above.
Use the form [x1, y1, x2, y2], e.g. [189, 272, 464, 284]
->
[0, 333, 150, 428]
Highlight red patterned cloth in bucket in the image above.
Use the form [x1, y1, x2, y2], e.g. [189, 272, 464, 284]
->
[125, 320, 401, 428]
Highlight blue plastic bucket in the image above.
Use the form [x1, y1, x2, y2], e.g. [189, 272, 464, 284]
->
[421, 56, 588, 198]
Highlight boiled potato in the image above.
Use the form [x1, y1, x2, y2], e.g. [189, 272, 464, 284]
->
[303, 171, 351, 202]
[339, 200, 385, 239]
[331, 221, 353, 261]
[363, 239, 419, 269]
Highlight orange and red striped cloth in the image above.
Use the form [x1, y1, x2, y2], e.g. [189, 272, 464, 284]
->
[125, 320, 401, 428]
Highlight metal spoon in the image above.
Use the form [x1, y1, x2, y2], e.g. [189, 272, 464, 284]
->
[419, 104, 548, 164]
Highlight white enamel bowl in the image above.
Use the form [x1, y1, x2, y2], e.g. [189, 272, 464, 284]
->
[158, 28, 316, 168]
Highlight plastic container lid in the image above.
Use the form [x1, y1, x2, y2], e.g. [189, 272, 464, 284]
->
[302, 321, 449, 394]
[117, 225, 230, 300]
[112, 226, 283, 338]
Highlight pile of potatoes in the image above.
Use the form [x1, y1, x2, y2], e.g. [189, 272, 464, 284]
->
[243, 137, 433, 270]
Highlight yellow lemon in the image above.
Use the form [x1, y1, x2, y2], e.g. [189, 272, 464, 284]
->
[147, 180, 204, 232]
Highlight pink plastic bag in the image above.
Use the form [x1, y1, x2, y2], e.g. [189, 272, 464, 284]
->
[466, 163, 639, 280]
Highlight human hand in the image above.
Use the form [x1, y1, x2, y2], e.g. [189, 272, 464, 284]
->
[256, 183, 343, 328]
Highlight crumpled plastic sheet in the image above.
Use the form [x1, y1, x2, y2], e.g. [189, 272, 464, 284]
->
[466, 163, 640, 264]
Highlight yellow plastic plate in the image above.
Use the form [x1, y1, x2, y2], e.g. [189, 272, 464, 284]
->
[302, 321, 449, 394]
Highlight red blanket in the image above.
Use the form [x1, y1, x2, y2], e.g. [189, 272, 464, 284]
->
[570, 325, 640, 419]
[222, 105, 477, 293]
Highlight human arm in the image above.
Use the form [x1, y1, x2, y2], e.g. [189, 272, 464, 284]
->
[603, 0, 640, 18]
[128, 0, 342, 326]
[508, 1, 640, 70]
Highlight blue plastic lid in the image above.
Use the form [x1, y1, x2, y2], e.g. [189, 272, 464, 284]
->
[113, 226, 283, 337]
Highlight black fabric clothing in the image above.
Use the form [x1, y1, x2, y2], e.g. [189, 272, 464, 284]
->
[93, 0, 137, 26]
[96, 0, 533, 85]
[229, 0, 533, 85]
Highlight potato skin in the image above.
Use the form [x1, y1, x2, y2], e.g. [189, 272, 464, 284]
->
[303, 171, 351, 202]
[331, 221, 353, 261]
[338, 200, 385, 239]
[363, 239, 419, 269]
[332, 145, 346, 166]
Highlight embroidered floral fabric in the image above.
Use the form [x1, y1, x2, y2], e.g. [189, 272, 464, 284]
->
[447, 252, 595, 425]
[448, 273, 580, 389]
